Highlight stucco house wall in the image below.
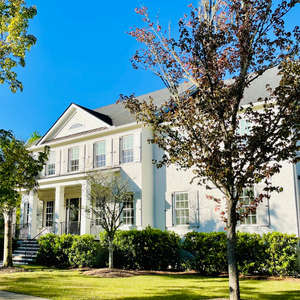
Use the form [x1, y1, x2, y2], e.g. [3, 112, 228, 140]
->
[19, 68, 300, 239]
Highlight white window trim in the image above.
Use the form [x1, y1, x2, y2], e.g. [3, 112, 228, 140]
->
[174, 191, 189, 226]
[120, 135, 134, 164]
[93, 140, 106, 168]
[68, 147, 80, 172]
[239, 187, 257, 226]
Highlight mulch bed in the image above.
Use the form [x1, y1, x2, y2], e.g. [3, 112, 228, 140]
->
[80, 268, 199, 278]
[79, 268, 300, 280]
[0, 267, 27, 273]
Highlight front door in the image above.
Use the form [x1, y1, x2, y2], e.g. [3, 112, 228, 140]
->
[65, 198, 81, 234]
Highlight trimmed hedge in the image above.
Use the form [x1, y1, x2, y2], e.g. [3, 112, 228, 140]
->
[101, 226, 181, 270]
[182, 232, 227, 274]
[36, 230, 299, 276]
[37, 234, 101, 268]
[183, 231, 300, 276]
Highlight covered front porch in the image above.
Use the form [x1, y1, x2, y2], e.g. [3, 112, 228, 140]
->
[20, 180, 95, 239]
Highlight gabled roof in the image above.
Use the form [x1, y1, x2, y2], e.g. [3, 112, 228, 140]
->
[37, 103, 113, 145]
[35, 66, 281, 147]
[76, 104, 113, 126]
[93, 66, 281, 126]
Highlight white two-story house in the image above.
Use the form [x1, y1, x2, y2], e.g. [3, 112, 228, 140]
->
[20, 67, 300, 239]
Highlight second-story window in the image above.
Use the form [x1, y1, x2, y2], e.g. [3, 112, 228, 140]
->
[46, 151, 55, 176]
[94, 141, 106, 168]
[121, 135, 134, 163]
[69, 147, 79, 172]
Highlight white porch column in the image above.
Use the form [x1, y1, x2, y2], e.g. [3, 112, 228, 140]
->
[28, 191, 38, 238]
[80, 181, 90, 235]
[55, 186, 65, 234]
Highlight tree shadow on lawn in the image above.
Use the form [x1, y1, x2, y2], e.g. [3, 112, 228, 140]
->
[0, 273, 299, 300]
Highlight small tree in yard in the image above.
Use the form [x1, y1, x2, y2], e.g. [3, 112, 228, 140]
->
[0, 129, 48, 267]
[87, 172, 133, 269]
[122, 1, 300, 299]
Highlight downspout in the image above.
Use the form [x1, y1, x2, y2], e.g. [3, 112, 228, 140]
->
[293, 163, 300, 272]
[293, 164, 300, 238]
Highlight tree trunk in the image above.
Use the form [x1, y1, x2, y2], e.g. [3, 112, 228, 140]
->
[108, 238, 114, 269]
[227, 199, 240, 300]
[3, 209, 14, 268]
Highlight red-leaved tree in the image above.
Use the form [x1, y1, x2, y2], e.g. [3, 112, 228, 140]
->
[121, 1, 300, 299]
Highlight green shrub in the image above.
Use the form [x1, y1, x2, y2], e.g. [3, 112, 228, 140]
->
[236, 232, 263, 275]
[36, 233, 58, 266]
[109, 226, 181, 270]
[183, 232, 227, 274]
[68, 235, 99, 268]
[183, 231, 300, 276]
[261, 232, 299, 276]
[37, 233, 102, 268]
[54, 234, 74, 268]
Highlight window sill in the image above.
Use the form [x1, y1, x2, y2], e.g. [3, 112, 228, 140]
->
[120, 224, 136, 230]
[238, 224, 270, 228]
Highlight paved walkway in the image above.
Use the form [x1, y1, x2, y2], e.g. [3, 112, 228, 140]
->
[0, 291, 49, 300]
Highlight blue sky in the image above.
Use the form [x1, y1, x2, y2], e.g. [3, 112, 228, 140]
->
[0, 1, 299, 141]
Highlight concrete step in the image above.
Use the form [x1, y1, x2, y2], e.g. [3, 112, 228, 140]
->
[13, 253, 37, 258]
[13, 239, 40, 265]
[17, 245, 39, 250]
[13, 257, 35, 263]
[14, 250, 38, 255]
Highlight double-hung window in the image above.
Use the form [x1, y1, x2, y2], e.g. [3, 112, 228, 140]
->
[45, 201, 54, 227]
[121, 135, 134, 163]
[69, 147, 79, 172]
[94, 141, 106, 168]
[24, 202, 29, 225]
[175, 192, 189, 225]
[122, 195, 134, 225]
[46, 151, 55, 176]
[94, 197, 105, 226]
[239, 188, 257, 225]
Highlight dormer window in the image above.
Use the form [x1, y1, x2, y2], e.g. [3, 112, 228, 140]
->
[46, 151, 56, 176]
[94, 141, 106, 168]
[69, 147, 79, 172]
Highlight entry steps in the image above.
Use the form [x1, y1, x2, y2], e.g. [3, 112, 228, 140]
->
[12, 239, 39, 265]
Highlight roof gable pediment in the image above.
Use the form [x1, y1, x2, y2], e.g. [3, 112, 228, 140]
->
[38, 103, 113, 145]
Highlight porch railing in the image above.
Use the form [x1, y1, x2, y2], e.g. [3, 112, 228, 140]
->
[58, 222, 81, 235]
[12, 223, 31, 239]
[90, 221, 103, 237]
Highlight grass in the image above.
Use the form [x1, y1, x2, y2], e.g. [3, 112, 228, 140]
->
[0, 266, 299, 300]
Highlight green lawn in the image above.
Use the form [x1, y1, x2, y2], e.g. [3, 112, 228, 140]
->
[0, 267, 299, 300]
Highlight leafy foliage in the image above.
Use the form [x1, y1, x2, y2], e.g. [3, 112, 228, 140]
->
[183, 232, 227, 274]
[87, 172, 133, 268]
[109, 226, 181, 270]
[68, 235, 99, 268]
[0, 0, 37, 92]
[26, 131, 41, 146]
[0, 129, 48, 213]
[261, 232, 299, 276]
[123, 1, 300, 297]
[37, 234, 101, 268]
[0, 129, 48, 267]
[183, 231, 300, 276]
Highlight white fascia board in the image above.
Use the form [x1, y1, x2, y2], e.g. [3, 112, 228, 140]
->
[37, 103, 114, 146]
[30, 121, 141, 151]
